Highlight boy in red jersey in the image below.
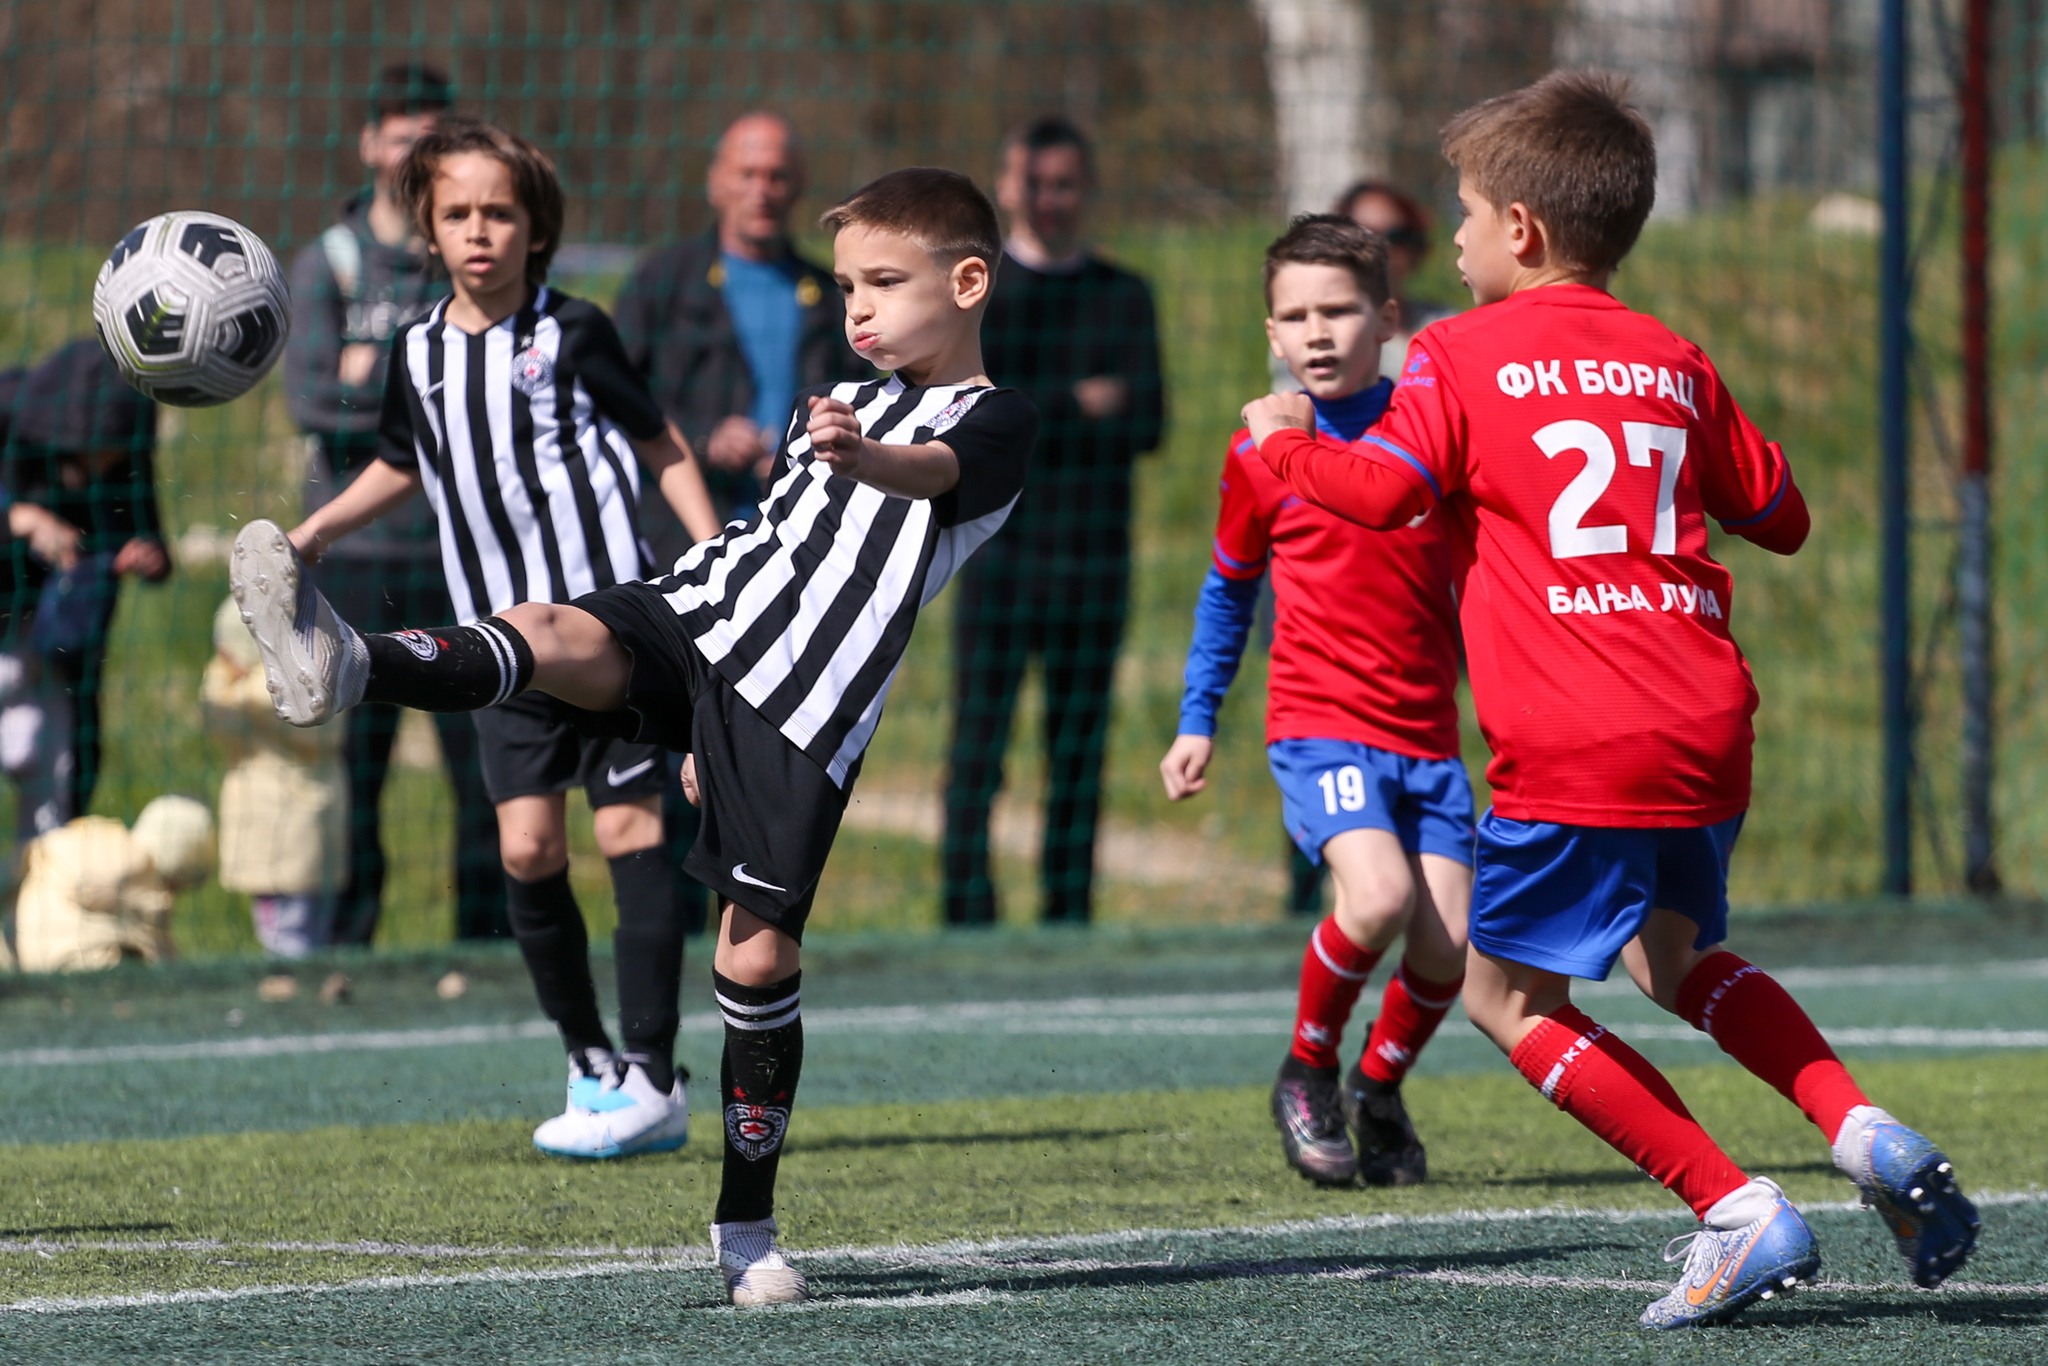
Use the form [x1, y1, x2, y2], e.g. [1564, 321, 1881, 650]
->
[1161, 216, 1470, 1189]
[1243, 72, 1978, 1329]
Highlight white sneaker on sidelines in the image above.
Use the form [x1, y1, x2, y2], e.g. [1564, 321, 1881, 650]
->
[712, 1217, 810, 1307]
[532, 1061, 688, 1160]
[561, 1047, 615, 1113]
[229, 518, 367, 726]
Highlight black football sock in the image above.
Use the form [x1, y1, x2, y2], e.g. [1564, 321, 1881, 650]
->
[712, 970, 803, 1225]
[609, 847, 682, 1093]
[505, 868, 612, 1057]
[360, 616, 533, 712]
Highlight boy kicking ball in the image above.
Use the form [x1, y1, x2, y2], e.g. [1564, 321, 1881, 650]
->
[1244, 72, 1977, 1329]
[1161, 216, 1471, 1189]
[233, 166, 1035, 1307]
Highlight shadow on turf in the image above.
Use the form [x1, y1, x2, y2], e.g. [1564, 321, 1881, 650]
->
[817, 1240, 1604, 1301]
[791, 1124, 1148, 1153]
[0, 1220, 173, 1237]
[1478, 1159, 1838, 1189]
[1738, 1294, 2048, 1329]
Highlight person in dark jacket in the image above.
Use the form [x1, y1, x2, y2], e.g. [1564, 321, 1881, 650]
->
[0, 340, 170, 849]
[613, 112, 860, 558]
[613, 111, 864, 935]
[942, 115, 1166, 926]
[285, 61, 505, 944]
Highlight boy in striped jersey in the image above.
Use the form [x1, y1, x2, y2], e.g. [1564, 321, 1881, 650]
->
[254, 120, 725, 1161]
[234, 166, 1036, 1306]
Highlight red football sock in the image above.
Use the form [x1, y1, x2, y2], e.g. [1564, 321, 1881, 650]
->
[1359, 960, 1464, 1084]
[1290, 916, 1382, 1070]
[1510, 1005, 1748, 1219]
[1676, 951, 1870, 1143]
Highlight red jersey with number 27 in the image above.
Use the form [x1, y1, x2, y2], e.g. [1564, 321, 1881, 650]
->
[1263, 285, 1809, 827]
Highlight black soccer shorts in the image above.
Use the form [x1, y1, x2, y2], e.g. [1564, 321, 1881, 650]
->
[574, 581, 852, 939]
[472, 690, 668, 809]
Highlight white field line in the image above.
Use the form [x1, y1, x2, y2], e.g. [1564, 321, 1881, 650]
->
[7, 961, 2048, 1068]
[5, 1194, 2045, 1315]
[3, 1189, 2041, 1265]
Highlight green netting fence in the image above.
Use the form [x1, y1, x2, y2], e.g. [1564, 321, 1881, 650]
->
[0, 0, 2039, 958]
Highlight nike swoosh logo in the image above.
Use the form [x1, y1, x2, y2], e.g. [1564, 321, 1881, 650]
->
[732, 863, 787, 892]
[606, 759, 657, 786]
[1685, 1250, 1742, 1306]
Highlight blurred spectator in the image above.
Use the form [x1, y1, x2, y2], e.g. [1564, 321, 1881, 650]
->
[13, 793, 213, 973]
[615, 110, 857, 554]
[1332, 180, 1456, 376]
[0, 338, 170, 848]
[615, 110, 861, 933]
[204, 597, 347, 958]
[942, 115, 1165, 926]
[286, 60, 505, 944]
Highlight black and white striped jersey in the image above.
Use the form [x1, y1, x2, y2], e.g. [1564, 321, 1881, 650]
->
[654, 375, 1036, 786]
[377, 287, 664, 623]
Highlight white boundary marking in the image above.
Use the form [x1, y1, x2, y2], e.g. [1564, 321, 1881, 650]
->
[3, 1191, 2042, 1314]
[6, 957, 2047, 1069]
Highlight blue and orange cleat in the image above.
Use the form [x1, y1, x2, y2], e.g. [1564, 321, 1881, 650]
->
[1639, 1179, 1820, 1330]
[1849, 1119, 1980, 1289]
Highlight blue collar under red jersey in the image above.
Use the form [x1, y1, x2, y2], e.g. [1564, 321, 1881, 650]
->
[1311, 378, 1394, 443]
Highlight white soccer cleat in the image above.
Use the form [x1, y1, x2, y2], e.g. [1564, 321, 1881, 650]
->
[228, 518, 367, 726]
[532, 1061, 689, 1160]
[1638, 1178, 1820, 1329]
[712, 1217, 810, 1307]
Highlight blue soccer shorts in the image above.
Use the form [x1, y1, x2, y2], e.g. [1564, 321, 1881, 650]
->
[1267, 738, 1475, 867]
[1467, 811, 1746, 980]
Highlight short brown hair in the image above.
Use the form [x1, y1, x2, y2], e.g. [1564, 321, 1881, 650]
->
[1441, 70, 1656, 274]
[1264, 214, 1392, 310]
[397, 116, 565, 285]
[1003, 114, 1093, 179]
[820, 167, 1001, 275]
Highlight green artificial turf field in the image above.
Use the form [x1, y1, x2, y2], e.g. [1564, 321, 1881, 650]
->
[0, 910, 2044, 1362]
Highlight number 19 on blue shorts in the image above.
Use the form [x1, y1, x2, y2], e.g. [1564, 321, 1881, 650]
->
[1266, 738, 1476, 867]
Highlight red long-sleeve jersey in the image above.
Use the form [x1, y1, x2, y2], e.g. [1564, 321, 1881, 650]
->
[1214, 427, 1461, 757]
[1259, 285, 1808, 827]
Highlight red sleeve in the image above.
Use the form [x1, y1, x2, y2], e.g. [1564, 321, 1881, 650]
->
[1694, 359, 1810, 556]
[1368, 334, 1468, 500]
[1213, 430, 1278, 579]
[1256, 428, 1432, 530]
[1262, 331, 1468, 529]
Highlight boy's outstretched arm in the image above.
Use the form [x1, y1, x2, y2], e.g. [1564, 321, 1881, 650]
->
[806, 394, 961, 500]
[1243, 394, 1431, 531]
[633, 423, 724, 543]
[290, 459, 423, 561]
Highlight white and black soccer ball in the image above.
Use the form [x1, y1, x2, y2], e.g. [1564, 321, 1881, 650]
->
[92, 211, 290, 407]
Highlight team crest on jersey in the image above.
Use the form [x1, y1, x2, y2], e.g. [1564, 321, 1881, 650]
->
[394, 629, 441, 661]
[510, 345, 553, 397]
[926, 389, 983, 436]
[725, 1102, 790, 1160]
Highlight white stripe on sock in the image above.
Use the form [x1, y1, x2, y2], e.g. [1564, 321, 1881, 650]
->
[1310, 926, 1374, 982]
[1396, 965, 1461, 1010]
[715, 989, 799, 1019]
[472, 620, 519, 707]
[721, 1005, 802, 1032]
